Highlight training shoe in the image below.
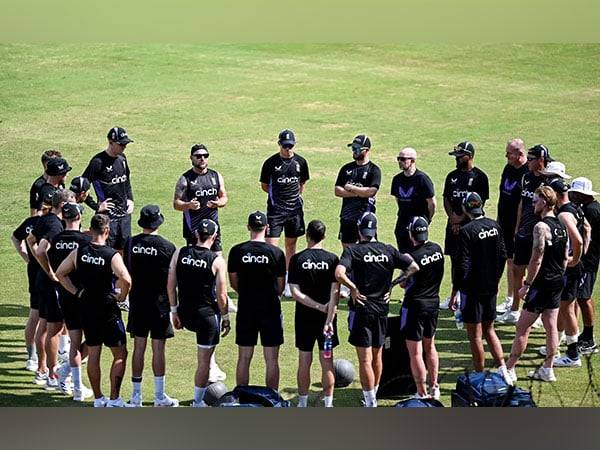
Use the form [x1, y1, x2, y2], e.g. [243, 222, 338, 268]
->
[497, 365, 514, 386]
[496, 296, 514, 314]
[531, 317, 544, 329]
[496, 310, 520, 325]
[57, 362, 70, 383]
[227, 297, 238, 313]
[553, 355, 582, 368]
[45, 376, 59, 391]
[429, 385, 441, 400]
[106, 397, 133, 408]
[208, 365, 226, 383]
[538, 346, 561, 357]
[59, 378, 73, 395]
[412, 392, 432, 400]
[94, 396, 108, 407]
[578, 339, 599, 355]
[191, 400, 209, 407]
[127, 392, 143, 407]
[527, 367, 557, 382]
[73, 385, 93, 402]
[33, 370, 49, 385]
[154, 393, 179, 407]
[25, 359, 38, 372]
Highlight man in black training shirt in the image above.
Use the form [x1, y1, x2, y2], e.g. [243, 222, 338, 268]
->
[260, 129, 309, 298]
[47, 202, 93, 401]
[400, 217, 443, 400]
[569, 178, 600, 354]
[335, 213, 418, 407]
[390, 147, 436, 252]
[82, 126, 134, 251]
[56, 213, 132, 407]
[29, 149, 62, 216]
[168, 218, 231, 407]
[450, 193, 511, 384]
[33, 157, 72, 217]
[442, 141, 489, 309]
[288, 220, 340, 407]
[496, 139, 528, 314]
[228, 211, 286, 390]
[123, 205, 178, 407]
[507, 186, 568, 383]
[498, 144, 551, 324]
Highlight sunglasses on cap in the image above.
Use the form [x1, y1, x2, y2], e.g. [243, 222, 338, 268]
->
[397, 156, 413, 162]
[192, 153, 209, 159]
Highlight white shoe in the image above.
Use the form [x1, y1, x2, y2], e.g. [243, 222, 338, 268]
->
[497, 365, 513, 386]
[25, 359, 38, 372]
[191, 400, 209, 407]
[412, 392, 432, 400]
[538, 346, 561, 357]
[154, 393, 179, 407]
[94, 396, 108, 407]
[57, 362, 70, 383]
[283, 284, 292, 298]
[340, 285, 351, 299]
[528, 367, 557, 382]
[208, 365, 226, 383]
[496, 310, 520, 324]
[531, 317, 544, 329]
[81, 356, 88, 365]
[553, 355, 582, 368]
[58, 350, 69, 363]
[73, 385, 93, 402]
[106, 397, 133, 408]
[33, 370, 48, 385]
[127, 392, 143, 407]
[496, 296, 513, 314]
[59, 378, 73, 395]
[45, 376, 59, 391]
[429, 385, 441, 400]
[227, 297, 238, 313]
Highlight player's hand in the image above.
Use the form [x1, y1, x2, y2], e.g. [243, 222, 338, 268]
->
[567, 256, 576, 267]
[206, 200, 219, 209]
[351, 287, 366, 306]
[343, 183, 355, 193]
[221, 319, 231, 337]
[126, 199, 134, 214]
[188, 200, 201, 210]
[98, 198, 115, 213]
[448, 293, 459, 311]
[323, 323, 334, 335]
[518, 285, 530, 300]
[171, 312, 182, 330]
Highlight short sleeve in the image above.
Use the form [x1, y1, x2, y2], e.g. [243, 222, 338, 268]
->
[287, 254, 300, 284]
[334, 166, 346, 187]
[300, 157, 309, 183]
[422, 174, 435, 198]
[259, 158, 272, 184]
[391, 246, 412, 270]
[275, 248, 286, 277]
[370, 165, 382, 189]
[339, 247, 353, 270]
[227, 246, 239, 273]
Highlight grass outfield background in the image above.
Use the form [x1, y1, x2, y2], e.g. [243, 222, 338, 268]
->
[1, 44, 599, 407]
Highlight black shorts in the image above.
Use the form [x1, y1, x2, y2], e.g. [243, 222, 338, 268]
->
[236, 310, 284, 347]
[444, 223, 461, 257]
[523, 284, 562, 314]
[394, 221, 413, 253]
[498, 218, 517, 259]
[58, 287, 83, 330]
[127, 295, 175, 340]
[513, 234, 533, 266]
[107, 214, 132, 250]
[339, 218, 360, 244]
[180, 310, 221, 347]
[37, 275, 62, 323]
[561, 270, 581, 302]
[185, 229, 223, 252]
[400, 306, 438, 341]
[348, 311, 387, 348]
[30, 291, 40, 310]
[577, 271, 597, 301]
[266, 209, 305, 239]
[83, 313, 127, 347]
[295, 313, 339, 352]
[460, 292, 497, 324]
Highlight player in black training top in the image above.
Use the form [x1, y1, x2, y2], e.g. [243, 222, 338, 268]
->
[32, 157, 72, 217]
[26, 189, 74, 389]
[450, 193, 511, 383]
[336, 213, 418, 407]
[398, 217, 444, 400]
[260, 129, 309, 297]
[56, 213, 132, 407]
[569, 178, 600, 354]
[123, 205, 179, 407]
[496, 139, 528, 314]
[168, 218, 231, 407]
[443, 141, 489, 308]
[228, 211, 286, 390]
[82, 126, 134, 251]
[506, 186, 568, 383]
[47, 202, 93, 401]
[29, 149, 62, 216]
[288, 220, 340, 408]
[390, 147, 436, 252]
[500, 144, 552, 324]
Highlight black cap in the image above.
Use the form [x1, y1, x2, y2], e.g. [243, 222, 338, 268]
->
[408, 216, 429, 242]
[358, 212, 378, 237]
[527, 144, 553, 162]
[62, 202, 84, 220]
[137, 204, 164, 229]
[107, 127, 133, 145]
[196, 218, 218, 236]
[46, 157, 72, 176]
[548, 177, 569, 194]
[278, 129, 296, 146]
[463, 192, 484, 215]
[69, 176, 91, 194]
[42, 187, 56, 206]
[191, 143, 208, 155]
[449, 141, 475, 157]
[247, 211, 268, 229]
[348, 134, 371, 150]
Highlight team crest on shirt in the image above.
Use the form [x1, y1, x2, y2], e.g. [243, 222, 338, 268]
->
[346, 170, 352, 175]
[106, 165, 113, 172]
[468, 178, 474, 187]
[190, 179, 199, 187]
[503, 179, 518, 192]
[211, 177, 216, 185]
[275, 165, 282, 171]
[295, 162, 300, 172]
[362, 171, 368, 180]
[398, 186, 414, 199]
[451, 178, 457, 184]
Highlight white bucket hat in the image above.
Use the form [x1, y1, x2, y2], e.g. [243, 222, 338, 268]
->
[541, 161, 571, 179]
[569, 177, 598, 196]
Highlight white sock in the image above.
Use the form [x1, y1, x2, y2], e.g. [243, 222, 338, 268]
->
[323, 395, 333, 407]
[566, 334, 579, 345]
[133, 381, 142, 396]
[71, 366, 82, 390]
[374, 384, 379, 394]
[363, 389, 377, 407]
[154, 376, 165, 399]
[297, 395, 308, 407]
[210, 353, 217, 370]
[59, 335, 70, 353]
[194, 386, 207, 403]
[559, 331, 566, 344]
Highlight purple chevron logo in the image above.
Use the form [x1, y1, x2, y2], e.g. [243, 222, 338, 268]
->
[503, 179, 518, 192]
[398, 186, 414, 199]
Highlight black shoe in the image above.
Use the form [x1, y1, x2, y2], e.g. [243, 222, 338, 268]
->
[577, 339, 599, 355]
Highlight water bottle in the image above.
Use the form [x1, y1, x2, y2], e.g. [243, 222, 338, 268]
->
[323, 331, 333, 359]
[455, 310, 464, 330]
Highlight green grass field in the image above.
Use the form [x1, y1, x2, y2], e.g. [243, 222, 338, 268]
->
[1, 44, 599, 407]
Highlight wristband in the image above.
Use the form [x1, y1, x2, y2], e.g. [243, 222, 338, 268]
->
[222, 314, 230, 322]
[170, 305, 178, 314]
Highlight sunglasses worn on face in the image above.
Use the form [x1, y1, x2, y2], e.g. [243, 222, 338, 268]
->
[193, 153, 209, 159]
[282, 144, 294, 150]
[527, 155, 538, 161]
[397, 156, 413, 162]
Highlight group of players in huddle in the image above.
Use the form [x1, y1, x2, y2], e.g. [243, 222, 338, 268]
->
[11, 127, 600, 407]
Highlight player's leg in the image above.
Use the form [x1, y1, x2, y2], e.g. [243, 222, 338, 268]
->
[296, 350, 312, 407]
[87, 345, 103, 403]
[129, 336, 147, 405]
[236, 346, 254, 386]
[506, 309, 539, 369]
[405, 340, 427, 397]
[318, 351, 335, 407]
[263, 345, 280, 390]
[193, 345, 214, 406]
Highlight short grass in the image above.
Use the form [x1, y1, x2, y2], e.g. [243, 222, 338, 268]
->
[1, 44, 599, 407]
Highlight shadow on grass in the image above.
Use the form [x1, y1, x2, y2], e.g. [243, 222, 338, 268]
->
[0, 304, 30, 318]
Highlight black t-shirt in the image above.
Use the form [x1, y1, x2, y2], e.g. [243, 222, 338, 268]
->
[176, 246, 219, 315]
[339, 241, 413, 316]
[335, 161, 382, 221]
[260, 153, 309, 212]
[82, 151, 133, 219]
[497, 163, 528, 234]
[558, 202, 586, 276]
[180, 168, 221, 238]
[228, 241, 286, 314]
[443, 167, 489, 218]
[516, 172, 544, 238]
[31, 212, 64, 245]
[404, 241, 444, 310]
[76, 243, 118, 314]
[288, 248, 339, 321]
[12, 215, 42, 292]
[124, 233, 176, 303]
[29, 175, 46, 210]
[581, 200, 600, 272]
[390, 169, 435, 224]
[48, 230, 92, 273]
[534, 217, 567, 289]
[455, 217, 507, 296]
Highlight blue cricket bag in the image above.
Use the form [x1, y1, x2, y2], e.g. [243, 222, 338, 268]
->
[452, 371, 536, 407]
[395, 398, 444, 408]
[217, 385, 291, 407]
